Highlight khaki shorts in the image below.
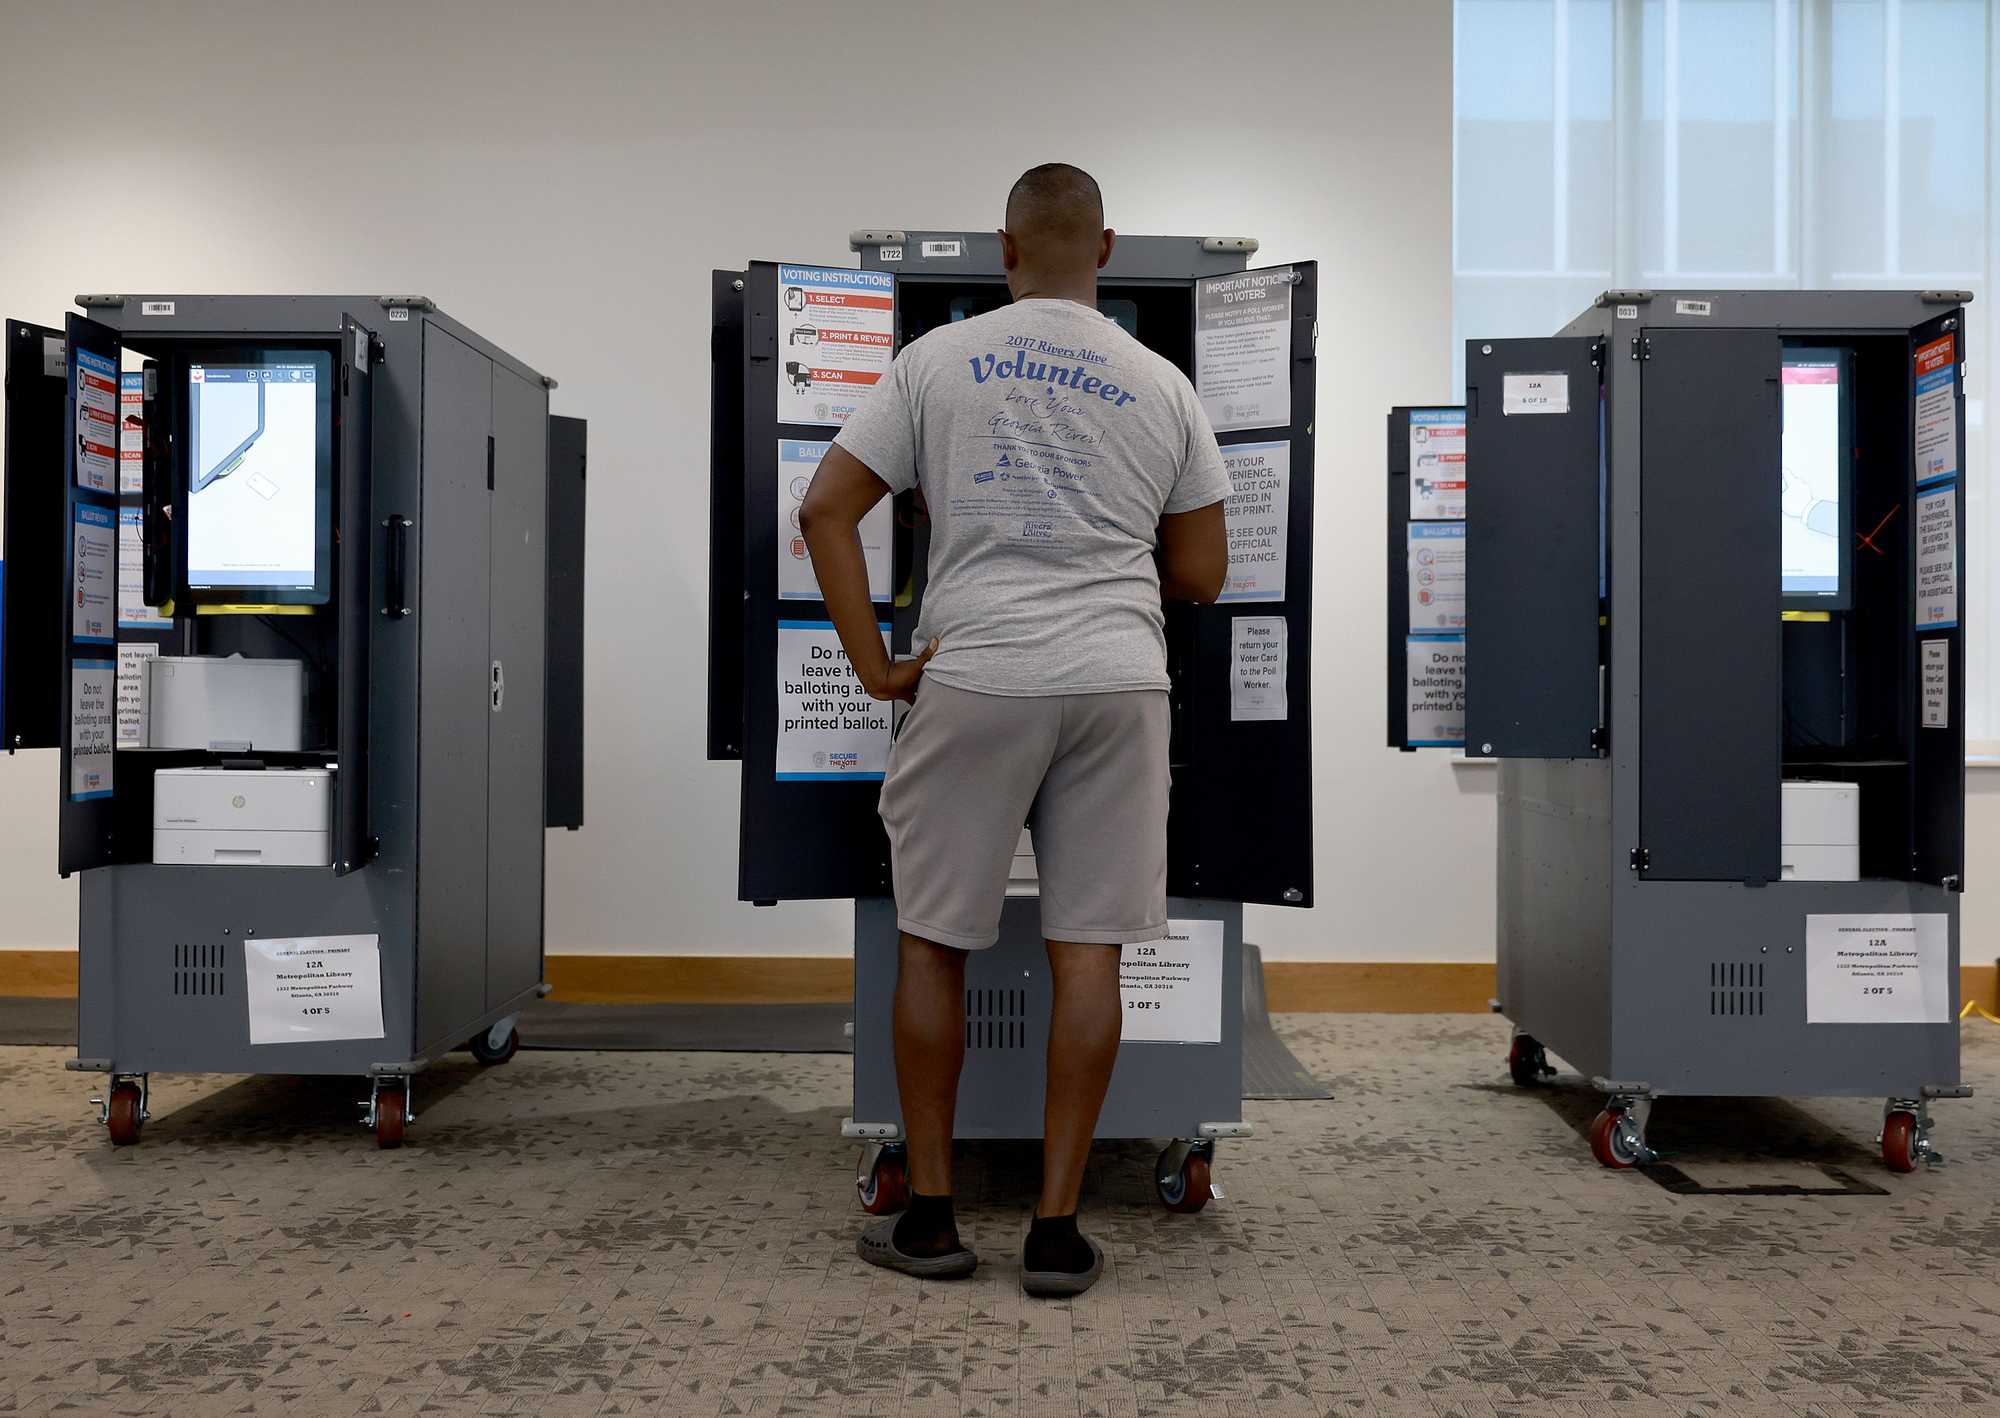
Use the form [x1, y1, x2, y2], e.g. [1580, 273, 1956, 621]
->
[879, 679, 1171, 951]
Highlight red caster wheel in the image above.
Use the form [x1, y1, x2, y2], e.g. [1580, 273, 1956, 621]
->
[469, 1025, 520, 1065]
[1156, 1146, 1213, 1213]
[857, 1149, 909, 1215]
[105, 1082, 143, 1146]
[1882, 1111, 1921, 1173]
[1589, 1108, 1646, 1169]
[1508, 1034, 1553, 1087]
[375, 1088, 407, 1150]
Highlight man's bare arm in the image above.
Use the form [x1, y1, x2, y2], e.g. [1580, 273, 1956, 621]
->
[1156, 502, 1228, 604]
[799, 444, 937, 700]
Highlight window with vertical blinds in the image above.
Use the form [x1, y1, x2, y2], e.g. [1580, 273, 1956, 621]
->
[1454, 0, 1996, 751]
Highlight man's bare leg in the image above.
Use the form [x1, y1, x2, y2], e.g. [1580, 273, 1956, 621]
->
[1038, 939, 1124, 1217]
[888, 931, 970, 1257]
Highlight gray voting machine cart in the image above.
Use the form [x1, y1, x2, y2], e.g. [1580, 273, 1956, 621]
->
[1388, 290, 1970, 1172]
[711, 232, 1318, 1211]
[0, 295, 587, 1147]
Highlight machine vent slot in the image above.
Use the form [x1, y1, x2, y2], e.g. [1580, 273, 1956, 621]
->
[965, 988, 1026, 1050]
[1708, 961, 1763, 1017]
[172, 942, 228, 998]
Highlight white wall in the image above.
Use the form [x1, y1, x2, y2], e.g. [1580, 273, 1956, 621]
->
[0, 0, 1494, 963]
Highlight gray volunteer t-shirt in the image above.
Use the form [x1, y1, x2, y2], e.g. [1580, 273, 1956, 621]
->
[834, 298, 1229, 696]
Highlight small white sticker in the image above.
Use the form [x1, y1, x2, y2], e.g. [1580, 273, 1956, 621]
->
[140, 300, 175, 317]
[387, 306, 410, 322]
[1119, 919, 1224, 1044]
[42, 335, 65, 378]
[1806, 914, 1950, 1024]
[354, 326, 369, 371]
[1921, 640, 1948, 729]
[1674, 298, 1712, 317]
[1502, 372, 1569, 415]
[244, 935, 387, 1045]
[1615, 304, 1639, 320]
[878, 244, 903, 262]
[920, 240, 964, 258]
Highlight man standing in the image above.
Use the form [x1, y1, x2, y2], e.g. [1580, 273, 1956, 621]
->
[799, 163, 1229, 1297]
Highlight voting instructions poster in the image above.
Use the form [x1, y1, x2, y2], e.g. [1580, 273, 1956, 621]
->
[1408, 522, 1466, 632]
[1915, 485, 1959, 629]
[1196, 268, 1293, 433]
[244, 934, 386, 1046]
[1407, 636, 1466, 747]
[776, 266, 894, 428]
[1230, 617, 1288, 723]
[1914, 334, 1958, 487]
[1217, 440, 1289, 603]
[1408, 408, 1466, 520]
[119, 371, 145, 494]
[117, 642, 157, 750]
[777, 440, 892, 602]
[74, 348, 119, 493]
[73, 505, 116, 644]
[70, 660, 115, 800]
[776, 619, 893, 780]
[1119, 918, 1224, 1044]
[1806, 914, 1949, 1025]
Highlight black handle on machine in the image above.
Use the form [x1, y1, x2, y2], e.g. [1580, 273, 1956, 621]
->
[382, 515, 411, 619]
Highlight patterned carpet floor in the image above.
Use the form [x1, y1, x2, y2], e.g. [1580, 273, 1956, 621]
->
[2, 1014, 1998, 1417]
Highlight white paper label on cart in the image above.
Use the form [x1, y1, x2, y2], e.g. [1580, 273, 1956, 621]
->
[244, 934, 386, 1045]
[1805, 914, 1950, 1025]
[1119, 918, 1223, 1044]
[1502, 372, 1568, 415]
[1921, 640, 1949, 729]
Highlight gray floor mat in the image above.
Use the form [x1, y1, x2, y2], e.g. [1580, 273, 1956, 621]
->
[0, 997, 77, 1047]
[1241, 946, 1336, 1100]
[518, 1000, 854, 1053]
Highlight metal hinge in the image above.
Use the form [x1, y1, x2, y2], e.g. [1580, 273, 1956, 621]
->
[1589, 725, 1607, 752]
[1629, 847, 1649, 873]
[1590, 342, 1605, 369]
[1630, 336, 1651, 361]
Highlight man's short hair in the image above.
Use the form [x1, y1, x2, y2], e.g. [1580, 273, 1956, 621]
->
[1005, 163, 1105, 260]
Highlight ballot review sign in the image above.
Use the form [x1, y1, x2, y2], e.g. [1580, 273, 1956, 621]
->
[775, 620, 892, 780]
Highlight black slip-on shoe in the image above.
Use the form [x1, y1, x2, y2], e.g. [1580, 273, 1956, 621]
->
[855, 1217, 978, 1279]
[1021, 1236, 1104, 1297]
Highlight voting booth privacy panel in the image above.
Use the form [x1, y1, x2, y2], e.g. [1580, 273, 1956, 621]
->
[0, 296, 587, 1148]
[710, 233, 1317, 1211]
[1388, 290, 1969, 1173]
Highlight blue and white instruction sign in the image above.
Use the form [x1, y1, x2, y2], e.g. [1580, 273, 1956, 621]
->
[1408, 522, 1466, 632]
[776, 440, 892, 602]
[72, 505, 116, 644]
[776, 266, 895, 427]
[775, 620, 893, 781]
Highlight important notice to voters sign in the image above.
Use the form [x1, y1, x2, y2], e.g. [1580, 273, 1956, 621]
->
[775, 620, 892, 781]
[1195, 268, 1293, 433]
[776, 266, 894, 427]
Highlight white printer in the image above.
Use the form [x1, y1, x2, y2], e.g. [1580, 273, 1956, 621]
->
[1780, 779, 1860, 882]
[153, 766, 333, 867]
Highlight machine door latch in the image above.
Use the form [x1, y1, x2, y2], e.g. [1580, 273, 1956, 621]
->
[491, 660, 505, 713]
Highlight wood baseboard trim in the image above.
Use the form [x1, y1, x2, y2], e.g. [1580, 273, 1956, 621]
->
[3, 951, 1994, 1017]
